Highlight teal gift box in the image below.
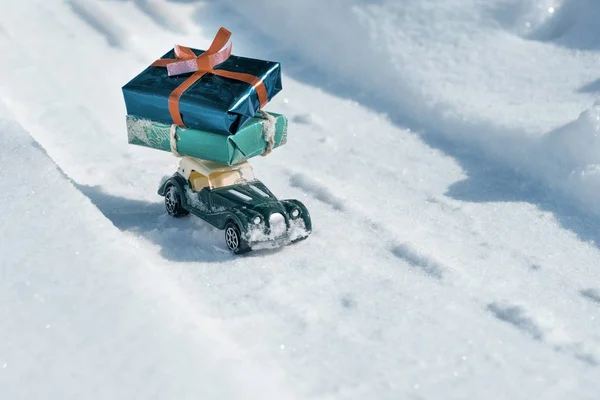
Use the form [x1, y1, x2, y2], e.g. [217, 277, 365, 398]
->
[126, 112, 287, 165]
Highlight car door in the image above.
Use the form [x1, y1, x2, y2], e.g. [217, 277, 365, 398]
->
[188, 171, 213, 218]
[204, 189, 236, 230]
[199, 188, 212, 213]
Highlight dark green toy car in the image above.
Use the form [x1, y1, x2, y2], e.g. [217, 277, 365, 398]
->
[158, 157, 311, 254]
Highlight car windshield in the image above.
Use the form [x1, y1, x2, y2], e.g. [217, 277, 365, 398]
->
[210, 165, 255, 189]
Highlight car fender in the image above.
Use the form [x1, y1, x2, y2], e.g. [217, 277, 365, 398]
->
[158, 174, 190, 207]
[281, 199, 312, 232]
[224, 208, 252, 233]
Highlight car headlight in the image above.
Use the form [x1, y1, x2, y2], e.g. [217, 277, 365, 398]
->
[253, 216, 262, 225]
[291, 208, 300, 219]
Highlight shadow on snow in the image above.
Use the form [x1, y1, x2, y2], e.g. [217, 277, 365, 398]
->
[76, 184, 234, 263]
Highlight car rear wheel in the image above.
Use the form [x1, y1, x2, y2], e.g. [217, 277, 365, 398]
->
[225, 222, 250, 254]
[165, 186, 189, 217]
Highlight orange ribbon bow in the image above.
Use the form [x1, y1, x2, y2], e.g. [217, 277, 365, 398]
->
[151, 27, 269, 127]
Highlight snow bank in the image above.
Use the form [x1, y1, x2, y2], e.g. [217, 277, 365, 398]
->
[494, 0, 600, 48]
[529, 0, 600, 49]
[493, 0, 567, 37]
[218, 0, 600, 216]
[537, 101, 600, 213]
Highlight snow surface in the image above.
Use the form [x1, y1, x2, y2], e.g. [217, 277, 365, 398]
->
[217, 0, 600, 217]
[2, 0, 600, 399]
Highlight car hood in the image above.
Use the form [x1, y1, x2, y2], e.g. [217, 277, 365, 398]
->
[212, 182, 282, 211]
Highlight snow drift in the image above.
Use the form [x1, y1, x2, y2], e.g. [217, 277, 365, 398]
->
[538, 101, 600, 213]
[217, 0, 600, 216]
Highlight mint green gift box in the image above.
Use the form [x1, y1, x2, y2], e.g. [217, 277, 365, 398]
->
[126, 112, 287, 165]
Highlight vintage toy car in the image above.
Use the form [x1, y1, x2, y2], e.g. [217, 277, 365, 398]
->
[158, 157, 312, 254]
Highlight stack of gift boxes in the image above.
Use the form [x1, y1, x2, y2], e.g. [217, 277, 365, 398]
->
[122, 28, 287, 166]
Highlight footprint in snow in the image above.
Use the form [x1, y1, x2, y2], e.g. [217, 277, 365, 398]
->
[340, 295, 357, 310]
[486, 303, 544, 340]
[488, 302, 599, 367]
[391, 244, 444, 280]
[581, 288, 600, 304]
[289, 173, 345, 211]
[291, 113, 322, 127]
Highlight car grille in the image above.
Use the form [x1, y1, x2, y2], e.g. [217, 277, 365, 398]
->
[269, 213, 286, 238]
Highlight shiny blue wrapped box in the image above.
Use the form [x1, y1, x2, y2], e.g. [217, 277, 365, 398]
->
[122, 47, 282, 136]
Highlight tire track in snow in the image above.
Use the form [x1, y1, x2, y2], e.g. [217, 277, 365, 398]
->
[392, 244, 444, 279]
[0, 20, 295, 385]
[289, 172, 346, 211]
[487, 302, 599, 366]
[283, 109, 600, 365]
[288, 119, 600, 357]
[288, 170, 448, 280]
[0, 106, 298, 399]
[487, 303, 544, 340]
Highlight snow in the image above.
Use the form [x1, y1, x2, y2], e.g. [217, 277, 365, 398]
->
[0, 105, 292, 399]
[243, 218, 309, 249]
[2, 0, 600, 399]
[259, 109, 277, 154]
[219, 0, 600, 216]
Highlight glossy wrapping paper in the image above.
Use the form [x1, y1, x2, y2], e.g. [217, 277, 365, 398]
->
[122, 48, 282, 136]
[126, 112, 288, 166]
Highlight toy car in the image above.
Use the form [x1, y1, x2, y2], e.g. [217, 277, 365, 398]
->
[158, 157, 312, 254]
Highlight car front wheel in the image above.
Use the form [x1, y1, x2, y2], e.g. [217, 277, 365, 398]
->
[225, 222, 250, 254]
[165, 185, 189, 217]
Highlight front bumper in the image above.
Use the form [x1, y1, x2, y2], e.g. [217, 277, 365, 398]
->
[243, 218, 310, 250]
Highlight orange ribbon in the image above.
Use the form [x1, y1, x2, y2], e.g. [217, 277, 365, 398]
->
[151, 27, 269, 127]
